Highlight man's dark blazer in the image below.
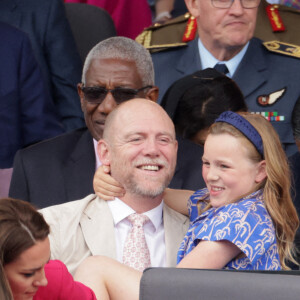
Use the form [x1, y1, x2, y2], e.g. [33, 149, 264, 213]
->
[0, 0, 85, 131]
[9, 129, 205, 208]
[0, 22, 63, 168]
[152, 37, 300, 156]
[288, 151, 300, 264]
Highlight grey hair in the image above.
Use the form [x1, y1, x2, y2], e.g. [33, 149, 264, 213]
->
[82, 36, 154, 86]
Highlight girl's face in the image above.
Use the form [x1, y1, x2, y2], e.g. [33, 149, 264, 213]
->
[202, 133, 266, 208]
[4, 238, 50, 300]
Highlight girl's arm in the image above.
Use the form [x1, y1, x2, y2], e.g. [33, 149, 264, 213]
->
[177, 240, 241, 269]
[163, 188, 194, 216]
[93, 165, 125, 200]
[94, 165, 194, 216]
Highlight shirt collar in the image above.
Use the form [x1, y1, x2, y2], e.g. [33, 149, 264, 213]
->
[93, 138, 102, 170]
[198, 38, 249, 78]
[107, 197, 163, 232]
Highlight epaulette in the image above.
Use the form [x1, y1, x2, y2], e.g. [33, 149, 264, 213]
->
[265, 4, 286, 32]
[263, 41, 300, 58]
[136, 13, 196, 53]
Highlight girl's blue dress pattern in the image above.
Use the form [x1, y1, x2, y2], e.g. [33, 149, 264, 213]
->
[177, 189, 281, 270]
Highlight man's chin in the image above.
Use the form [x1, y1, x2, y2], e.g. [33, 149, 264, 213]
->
[128, 183, 166, 198]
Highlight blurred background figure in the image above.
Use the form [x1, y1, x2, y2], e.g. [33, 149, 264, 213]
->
[0, 0, 85, 132]
[0, 22, 63, 197]
[65, 0, 152, 39]
[268, 0, 300, 9]
[148, 0, 299, 22]
[161, 68, 248, 146]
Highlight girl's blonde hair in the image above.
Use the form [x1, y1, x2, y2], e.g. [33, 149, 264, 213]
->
[208, 112, 299, 269]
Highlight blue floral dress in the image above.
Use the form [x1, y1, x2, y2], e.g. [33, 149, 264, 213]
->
[177, 189, 281, 270]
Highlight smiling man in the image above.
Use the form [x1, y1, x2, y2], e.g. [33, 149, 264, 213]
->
[153, 0, 300, 156]
[40, 99, 188, 274]
[9, 36, 204, 208]
[8, 37, 158, 207]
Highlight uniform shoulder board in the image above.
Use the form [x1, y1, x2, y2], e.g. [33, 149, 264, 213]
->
[263, 40, 300, 58]
[136, 13, 197, 53]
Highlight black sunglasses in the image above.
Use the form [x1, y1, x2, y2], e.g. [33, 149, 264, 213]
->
[81, 85, 153, 104]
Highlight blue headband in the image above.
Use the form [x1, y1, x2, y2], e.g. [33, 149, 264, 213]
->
[215, 111, 264, 157]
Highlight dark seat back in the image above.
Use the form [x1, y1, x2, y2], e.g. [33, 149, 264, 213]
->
[64, 3, 117, 62]
[140, 268, 300, 300]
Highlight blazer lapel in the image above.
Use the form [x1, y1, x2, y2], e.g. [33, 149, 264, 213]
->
[163, 204, 189, 267]
[63, 129, 95, 201]
[80, 197, 117, 258]
[176, 38, 202, 76]
[233, 38, 268, 99]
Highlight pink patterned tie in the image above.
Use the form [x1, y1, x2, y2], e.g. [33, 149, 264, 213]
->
[123, 213, 151, 271]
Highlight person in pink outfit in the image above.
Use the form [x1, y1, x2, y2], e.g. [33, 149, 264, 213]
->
[0, 198, 96, 300]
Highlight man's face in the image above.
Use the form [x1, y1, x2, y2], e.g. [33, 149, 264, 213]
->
[186, 0, 258, 54]
[106, 102, 178, 198]
[78, 58, 145, 141]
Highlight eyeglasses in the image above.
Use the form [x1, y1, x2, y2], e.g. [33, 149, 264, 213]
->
[81, 85, 153, 104]
[211, 0, 261, 9]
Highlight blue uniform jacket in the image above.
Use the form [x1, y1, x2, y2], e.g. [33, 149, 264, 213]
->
[152, 37, 300, 155]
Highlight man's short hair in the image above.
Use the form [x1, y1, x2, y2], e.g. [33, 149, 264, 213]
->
[82, 36, 154, 86]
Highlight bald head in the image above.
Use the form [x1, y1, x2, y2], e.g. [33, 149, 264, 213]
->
[103, 99, 176, 143]
[98, 99, 177, 205]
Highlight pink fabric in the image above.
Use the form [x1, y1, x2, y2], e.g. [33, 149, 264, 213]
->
[34, 260, 96, 300]
[123, 213, 151, 272]
[65, 0, 152, 39]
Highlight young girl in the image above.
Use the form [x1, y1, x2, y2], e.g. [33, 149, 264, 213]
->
[80, 111, 298, 299]
[0, 198, 97, 300]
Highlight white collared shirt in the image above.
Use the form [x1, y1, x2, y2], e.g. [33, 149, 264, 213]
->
[93, 138, 102, 170]
[107, 198, 166, 267]
[198, 38, 249, 78]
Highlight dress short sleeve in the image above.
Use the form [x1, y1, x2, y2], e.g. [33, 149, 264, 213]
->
[188, 188, 209, 222]
[178, 190, 281, 270]
[201, 200, 276, 265]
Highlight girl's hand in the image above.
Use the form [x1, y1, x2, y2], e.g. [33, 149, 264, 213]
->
[93, 165, 125, 200]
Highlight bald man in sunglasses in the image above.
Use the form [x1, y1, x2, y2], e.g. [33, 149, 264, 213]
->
[9, 36, 204, 208]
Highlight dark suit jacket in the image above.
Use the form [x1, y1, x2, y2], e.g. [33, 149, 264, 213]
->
[0, 22, 63, 168]
[289, 152, 300, 255]
[152, 37, 300, 156]
[0, 0, 84, 131]
[9, 128, 95, 208]
[9, 129, 205, 208]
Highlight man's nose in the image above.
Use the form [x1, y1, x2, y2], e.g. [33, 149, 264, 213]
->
[228, 0, 244, 14]
[143, 138, 160, 157]
[97, 91, 117, 114]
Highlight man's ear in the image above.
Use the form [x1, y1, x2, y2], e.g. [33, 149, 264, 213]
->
[145, 86, 159, 103]
[97, 140, 111, 166]
[255, 160, 267, 183]
[185, 0, 201, 18]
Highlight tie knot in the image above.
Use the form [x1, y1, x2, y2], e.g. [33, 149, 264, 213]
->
[128, 213, 149, 227]
[214, 63, 229, 75]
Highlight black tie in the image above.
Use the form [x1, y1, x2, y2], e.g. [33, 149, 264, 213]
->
[214, 63, 229, 75]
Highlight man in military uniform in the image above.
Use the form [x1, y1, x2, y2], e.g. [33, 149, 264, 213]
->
[138, 0, 300, 156]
